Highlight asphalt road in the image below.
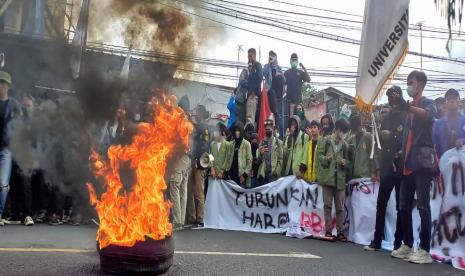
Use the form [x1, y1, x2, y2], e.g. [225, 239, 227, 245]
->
[0, 225, 463, 276]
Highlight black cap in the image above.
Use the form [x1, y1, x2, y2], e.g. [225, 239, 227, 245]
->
[445, 88, 460, 100]
[386, 85, 402, 97]
[269, 50, 276, 57]
[291, 53, 298, 60]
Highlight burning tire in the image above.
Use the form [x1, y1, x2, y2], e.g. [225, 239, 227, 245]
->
[97, 236, 174, 274]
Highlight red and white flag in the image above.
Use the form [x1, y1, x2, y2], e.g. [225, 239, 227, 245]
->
[258, 81, 273, 142]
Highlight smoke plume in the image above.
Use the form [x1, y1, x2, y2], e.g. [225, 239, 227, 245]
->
[88, 0, 222, 71]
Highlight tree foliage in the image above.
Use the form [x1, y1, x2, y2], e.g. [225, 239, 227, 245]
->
[435, 0, 464, 52]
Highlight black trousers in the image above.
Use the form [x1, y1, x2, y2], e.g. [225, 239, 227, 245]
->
[31, 170, 47, 212]
[400, 172, 432, 252]
[9, 162, 32, 220]
[373, 174, 403, 248]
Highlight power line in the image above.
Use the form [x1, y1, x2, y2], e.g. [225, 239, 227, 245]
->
[163, 1, 359, 58]
[211, 0, 364, 24]
[195, 0, 361, 44]
[266, 0, 363, 18]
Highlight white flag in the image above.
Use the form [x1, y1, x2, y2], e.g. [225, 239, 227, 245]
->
[356, 0, 410, 111]
[70, 0, 90, 80]
[0, 0, 12, 17]
[120, 47, 132, 85]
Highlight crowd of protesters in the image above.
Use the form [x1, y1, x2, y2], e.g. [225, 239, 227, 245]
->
[0, 48, 464, 265]
[168, 49, 465, 266]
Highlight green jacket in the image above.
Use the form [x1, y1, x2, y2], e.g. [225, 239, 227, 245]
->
[257, 137, 283, 179]
[345, 130, 378, 179]
[210, 140, 231, 174]
[282, 131, 309, 176]
[317, 136, 349, 190]
[226, 139, 253, 184]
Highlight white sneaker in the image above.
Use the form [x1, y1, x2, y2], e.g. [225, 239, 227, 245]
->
[391, 244, 413, 259]
[24, 216, 34, 226]
[0, 217, 4, 226]
[3, 219, 21, 225]
[408, 249, 433, 264]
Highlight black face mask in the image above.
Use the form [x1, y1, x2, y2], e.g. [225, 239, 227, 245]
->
[265, 129, 273, 137]
[388, 97, 400, 107]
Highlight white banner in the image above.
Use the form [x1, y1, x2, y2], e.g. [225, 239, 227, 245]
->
[205, 158, 465, 271]
[204, 177, 327, 236]
[356, 0, 410, 108]
[430, 147, 465, 270]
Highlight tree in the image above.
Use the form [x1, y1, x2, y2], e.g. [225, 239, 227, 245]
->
[301, 83, 318, 100]
[435, 0, 464, 52]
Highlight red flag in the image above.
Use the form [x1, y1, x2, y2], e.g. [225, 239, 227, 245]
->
[258, 81, 272, 142]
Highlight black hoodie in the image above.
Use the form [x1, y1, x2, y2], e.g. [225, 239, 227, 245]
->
[230, 121, 245, 183]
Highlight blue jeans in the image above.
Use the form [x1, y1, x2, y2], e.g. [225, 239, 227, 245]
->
[400, 172, 432, 252]
[0, 148, 12, 216]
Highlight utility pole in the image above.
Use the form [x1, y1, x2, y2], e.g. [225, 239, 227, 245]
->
[236, 44, 243, 86]
[417, 21, 425, 70]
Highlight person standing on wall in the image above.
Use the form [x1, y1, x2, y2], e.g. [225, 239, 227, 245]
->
[245, 48, 263, 127]
[284, 53, 310, 117]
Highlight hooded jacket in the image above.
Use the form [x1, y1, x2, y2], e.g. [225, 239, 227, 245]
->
[317, 135, 349, 190]
[257, 136, 283, 180]
[226, 122, 253, 186]
[282, 115, 309, 177]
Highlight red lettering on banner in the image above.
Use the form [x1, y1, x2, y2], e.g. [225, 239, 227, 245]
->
[349, 181, 372, 195]
[300, 211, 324, 234]
[458, 257, 465, 269]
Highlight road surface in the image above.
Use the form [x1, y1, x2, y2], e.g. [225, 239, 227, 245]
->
[0, 225, 463, 275]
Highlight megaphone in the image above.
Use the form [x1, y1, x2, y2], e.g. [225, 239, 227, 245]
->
[199, 152, 214, 169]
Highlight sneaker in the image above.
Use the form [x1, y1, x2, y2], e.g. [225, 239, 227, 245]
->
[35, 210, 47, 223]
[48, 215, 63, 226]
[0, 216, 4, 226]
[4, 218, 21, 225]
[391, 244, 413, 259]
[173, 223, 184, 231]
[364, 241, 381, 251]
[336, 233, 348, 242]
[69, 215, 81, 226]
[62, 215, 71, 224]
[24, 216, 34, 226]
[408, 249, 433, 264]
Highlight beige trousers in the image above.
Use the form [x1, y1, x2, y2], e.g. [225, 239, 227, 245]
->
[323, 185, 345, 234]
[186, 166, 206, 224]
[168, 155, 191, 225]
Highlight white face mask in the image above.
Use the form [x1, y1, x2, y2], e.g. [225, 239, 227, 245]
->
[213, 131, 220, 140]
[274, 132, 280, 139]
[407, 85, 417, 98]
[134, 113, 141, 121]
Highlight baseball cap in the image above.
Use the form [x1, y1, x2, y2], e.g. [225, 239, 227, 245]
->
[386, 85, 402, 96]
[291, 53, 298, 60]
[0, 71, 11, 85]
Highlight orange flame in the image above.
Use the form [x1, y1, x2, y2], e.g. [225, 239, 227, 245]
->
[87, 94, 192, 249]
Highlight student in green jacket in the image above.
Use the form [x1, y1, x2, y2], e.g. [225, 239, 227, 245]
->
[317, 119, 350, 241]
[210, 122, 231, 179]
[257, 119, 283, 186]
[346, 112, 379, 181]
[282, 115, 309, 178]
[226, 122, 253, 187]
